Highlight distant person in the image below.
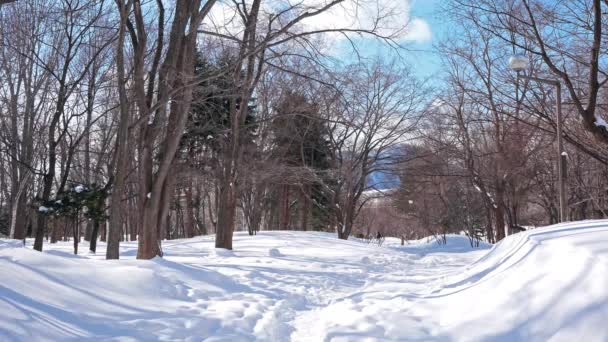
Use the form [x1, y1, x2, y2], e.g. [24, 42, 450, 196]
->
[375, 231, 384, 246]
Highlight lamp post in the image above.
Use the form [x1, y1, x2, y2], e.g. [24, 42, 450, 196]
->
[509, 54, 567, 223]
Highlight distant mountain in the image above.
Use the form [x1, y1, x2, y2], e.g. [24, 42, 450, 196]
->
[365, 144, 406, 190]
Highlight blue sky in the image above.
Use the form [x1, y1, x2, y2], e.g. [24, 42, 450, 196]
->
[408, 0, 443, 79]
[206, 0, 445, 80]
[331, 0, 445, 80]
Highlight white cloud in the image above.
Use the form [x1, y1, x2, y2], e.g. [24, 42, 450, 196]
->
[298, 0, 432, 43]
[203, 0, 432, 44]
[402, 17, 432, 43]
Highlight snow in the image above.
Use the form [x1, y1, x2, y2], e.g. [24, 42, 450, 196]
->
[0, 239, 23, 249]
[212, 248, 235, 257]
[594, 115, 608, 129]
[385, 234, 491, 253]
[268, 248, 283, 257]
[1, 221, 608, 341]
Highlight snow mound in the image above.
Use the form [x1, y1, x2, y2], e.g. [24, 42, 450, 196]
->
[212, 248, 234, 257]
[268, 248, 283, 257]
[413, 234, 491, 249]
[44, 250, 86, 259]
[0, 239, 23, 249]
[349, 221, 608, 341]
[0, 247, 253, 341]
[384, 233, 492, 253]
[433, 220, 608, 341]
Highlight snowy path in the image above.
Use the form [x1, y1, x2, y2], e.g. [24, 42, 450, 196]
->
[2, 221, 608, 341]
[155, 233, 486, 341]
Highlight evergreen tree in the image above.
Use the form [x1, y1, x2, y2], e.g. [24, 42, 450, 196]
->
[272, 91, 332, 230]
[36, 183, 109, 254]
[180, 53, 257, 165]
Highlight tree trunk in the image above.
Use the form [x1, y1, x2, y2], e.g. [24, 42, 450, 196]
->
[158, 175, 175, 241]
[89, 220, 100, 254]
[215, 179, 237, 249]
[485, 207, 495, 244]
[279, 185, 290, 230]
[137, 194, 162, 258]
[129, 195, 138, 241]
[100, 221, 106, 242]
[34, 170, 54, 251]
[107, 0, 131, 260]
[197, 187, 208, 235]
[10, 186, 28, 240]
[133, 0, 210, 258]
[8, 92, 21, 239]
[300, 186, 309, 231]
[337, 208, 354, 240]
[184, 180, 196, 238]
[72, 217, 79, 255]
[268, 194, 278, 230]
[495, 184, 506, 241]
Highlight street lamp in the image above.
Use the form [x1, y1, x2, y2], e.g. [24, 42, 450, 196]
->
[509, 54, 567, 223]
[508, 54, 529, 72]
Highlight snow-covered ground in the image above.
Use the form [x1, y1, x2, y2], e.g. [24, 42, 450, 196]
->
[1, 220, 607, 341]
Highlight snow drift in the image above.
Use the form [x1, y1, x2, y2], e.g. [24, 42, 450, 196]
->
[427, 220, 608, 341]
[0, 221, 607, 341]
[0, 239, 23, 250]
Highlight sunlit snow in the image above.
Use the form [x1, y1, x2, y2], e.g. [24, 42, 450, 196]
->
[1, 221, 607, 341]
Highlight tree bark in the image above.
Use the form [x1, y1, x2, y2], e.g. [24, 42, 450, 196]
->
[300, 186, 309, 231]
[72, 217, 79, 255]
[215, 178, 237, 249]
[494, 183, 506, 241]
[107, 0, 131, 260]
[337, 207, 354, 240]
[89, 220, 100, 254]
[184, 179, 196, 238]
[279, 185, 290, 230]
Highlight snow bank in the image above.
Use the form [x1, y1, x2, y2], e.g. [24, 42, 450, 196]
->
[0, 239, 23, 249]
[407, 234, 490, 251]
[428, 220, 608, 341]
[212, 248, 235, 257]
[308, 221, 608, 341]
[381, 234, 491, 254]
[0, 243, 256, 341]
[1, 222, 607, 341]
[268, 248, 283, 257]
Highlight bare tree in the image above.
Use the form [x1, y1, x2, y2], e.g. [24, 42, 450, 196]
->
[108, 0, 218, 259]
[323, 60, 423, 239]
[450, 0, 608, 148]
[0, 0, 52, 240]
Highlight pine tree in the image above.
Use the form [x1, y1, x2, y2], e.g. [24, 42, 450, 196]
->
[271, 91, 332, 231]
[180, 53, 257, 163]
[36, 183, 109, 254]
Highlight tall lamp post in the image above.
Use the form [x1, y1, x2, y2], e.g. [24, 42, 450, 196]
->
[509, 54, 567, 223]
